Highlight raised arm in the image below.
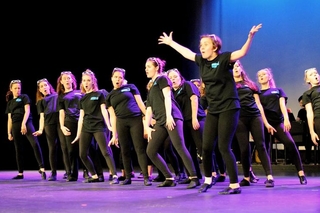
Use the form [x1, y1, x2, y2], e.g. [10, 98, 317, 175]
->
[158, 31, 196, 61]
[230, 23, 262, 62]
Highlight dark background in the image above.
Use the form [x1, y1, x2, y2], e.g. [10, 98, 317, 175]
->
[1, 1, 199, 170]
[2, 1, 320, 171]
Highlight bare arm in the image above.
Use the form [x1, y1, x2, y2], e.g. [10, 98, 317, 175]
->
[107, 106, 119, 147]
[190, 94, 200, 130]
[101, 104, 111, 131]
[71, 109, 84, 144]
[279, 97, 291, 132]
[254, 94, 276, 135]
[134, 94, 146, 115]
[21, 104, 31, 135]
[7, 113, 13, 141]
[230, 24, 262, 62]
[158, 31, 196, 61]
[33, 113, 45, 136]
[305, 103, 319, 145]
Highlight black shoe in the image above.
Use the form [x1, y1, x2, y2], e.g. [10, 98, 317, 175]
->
[187, 178, 200, 189]
[239, 179, 250, 186]
[83, 177, 100, 183]
[219, 187, 241, 195]
[120, 178, 132, 185]
[264, 179, 274, 187]
[48, 172, 57, 181]
[110, 177, 119, 185]
[83, 170, 89, 179]
[66, 176, 78, 182]
[157, 179, 176, 187]
[211, 176, 217, 185]
[118, 176, 126, 181]
[39, 170, 46, 180]
[198, 183, 212, 193]
[216, 175, 226, 182]
[12, 175, 24, 180]
[63, 173, 68, 179]
[249, 171, 259, 183]
[298, 175, 307, 185]
[144, 178, 152, 186]
[130, 173, 135, 178]
[138, 172, 144, 178]
[98, 175, 104, 182]
[108, 174, 113, 181]
[152, 175, 165, 182]
[178, 178, 191, 184]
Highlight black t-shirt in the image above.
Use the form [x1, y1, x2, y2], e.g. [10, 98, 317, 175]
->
[236, 81, 260, 117]
[80, 90, 108, 133]
[302, 85, 320, 119]
[106, 84, 142, 118]
[5, 94, 33, 123]
[173, 81, 206, 121]
[58, 90, 83, 123]
[195, 52, 240, 114]
[297, 108, 307, 121]
[259, 88, 287, 124]
[36, 93, 59, 126]
[146, 75, 183, 125]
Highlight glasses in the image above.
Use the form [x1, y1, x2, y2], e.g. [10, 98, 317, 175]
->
[61, 71, 72, 75]
[304, 68, 317, 73]
[82, 69, 94, 75]
[37, 78, 47, 85]
[10, 79, 21, 84]
[147, 57, 159, 67]
[208, 34, 218, 44]
[112, 67, 126, 73]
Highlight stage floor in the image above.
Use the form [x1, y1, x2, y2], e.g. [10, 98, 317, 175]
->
[0, 164, 319, 213]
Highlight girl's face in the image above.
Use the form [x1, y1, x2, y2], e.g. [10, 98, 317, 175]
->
[145, 60, 158, 79]
[305, 69, 320, 86]
[199, 37, 217, 60]
[167, 70, 181, 90]
[257, 70, 269, 85]
[82, 74, 93, 92]
[111, 71, 124, 89]
[10, 83, 21, 98]
[60, 74, 74, 90]
[233, 62, 242, 78]
[38, 81, 51, 96]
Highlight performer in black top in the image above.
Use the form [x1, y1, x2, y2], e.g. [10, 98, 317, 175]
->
[33, 78, 68, 181]
[6, 79, 46, 180]
[158, 23, 262, 194]
[72, 69, 118, 184]
[302, 67, 320, 147]
[167, 68, 205, 180]
[233, 60, 274, 187]
[144, 57, 200, 189]
[106, 67, 151, 186]
[257, 68, 307, 185]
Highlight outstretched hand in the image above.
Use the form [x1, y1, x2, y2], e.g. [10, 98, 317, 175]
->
[158, 31, 173, 45]
[249, 23, 262, 37]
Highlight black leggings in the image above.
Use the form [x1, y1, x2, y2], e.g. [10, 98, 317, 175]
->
[117, 116, 149, 179]
[79, 131, 117, 176]
[202, 109, 239, 184]
[235, 116, 272, 177]
[265, 122, 304, 172]
[12, 121, 44, 173]
[146, 119, 196, 179]
[44, 124, 67, 173]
